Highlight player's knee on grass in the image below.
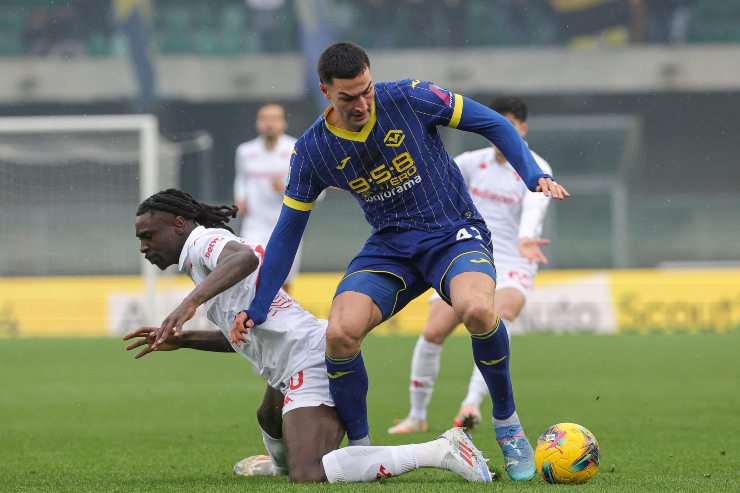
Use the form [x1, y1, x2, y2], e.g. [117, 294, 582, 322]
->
[283, 405, 344, 483]
[288, 459, 326, 483]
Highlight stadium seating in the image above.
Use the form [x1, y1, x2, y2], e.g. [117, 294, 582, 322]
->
[2, 0, 740, 58]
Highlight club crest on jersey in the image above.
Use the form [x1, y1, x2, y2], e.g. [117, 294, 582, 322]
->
[383, 130, 405, 148]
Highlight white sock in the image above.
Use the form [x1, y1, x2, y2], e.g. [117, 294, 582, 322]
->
[460, 366, 489, 408]
[261, 429, 288, 474]
[409, 335, 442, 420]
[493, 410, 520, 428]
[321, 440, 448, 483]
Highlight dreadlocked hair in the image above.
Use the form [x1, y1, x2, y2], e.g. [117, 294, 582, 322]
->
[137, 189, 239, 233]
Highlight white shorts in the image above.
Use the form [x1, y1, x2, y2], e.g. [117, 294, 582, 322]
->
[277, 363, 334, 416]
[428, 257, 537, 303]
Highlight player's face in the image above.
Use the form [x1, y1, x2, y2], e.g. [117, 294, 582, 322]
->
[135, 212, 187, 271]
[320, 67, 375, 131]
[255, 104, 287, 140]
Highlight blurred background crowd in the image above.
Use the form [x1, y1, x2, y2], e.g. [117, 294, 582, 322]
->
[3, 0, 729, 58]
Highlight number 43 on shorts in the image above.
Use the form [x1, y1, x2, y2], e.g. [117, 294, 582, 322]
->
[456, 226, 483, 241]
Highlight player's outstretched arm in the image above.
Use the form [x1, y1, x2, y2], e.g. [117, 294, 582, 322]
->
[230, 202, 311, 346]
[124, 327, 235, 359]
[154, 242, 259, 347]
[456, 97, 569, 200]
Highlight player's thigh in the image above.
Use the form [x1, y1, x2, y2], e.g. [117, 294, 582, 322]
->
[329, 268, 424, 355]
[494, 287, 526, 322]
[422, 294, 462, 344]
[282, 404, 344, 483]
[328, 291, 383, 341]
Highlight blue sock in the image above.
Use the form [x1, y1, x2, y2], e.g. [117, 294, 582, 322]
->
[471, 318, 515, 420]
[325, 351, 369, 441]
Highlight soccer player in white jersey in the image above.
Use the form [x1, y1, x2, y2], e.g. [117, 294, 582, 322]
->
[389, 97, 553, 437]
[233, 103, 301, 290]
[125, 188, 492, 484]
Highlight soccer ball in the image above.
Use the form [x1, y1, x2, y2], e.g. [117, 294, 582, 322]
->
[534, 422, 600, 484]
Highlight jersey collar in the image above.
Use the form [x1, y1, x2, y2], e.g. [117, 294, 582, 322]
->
[178, 225, 206, 271]
[323, 98, 376, 142]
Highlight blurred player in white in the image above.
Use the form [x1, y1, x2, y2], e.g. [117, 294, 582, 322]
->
[389, 97, 553, 435]
[233, 102, 301, 290]
[125, 189, 492, 484]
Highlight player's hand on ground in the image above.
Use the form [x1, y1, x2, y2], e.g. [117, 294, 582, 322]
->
[123, 327, 182, 359]
[536, 177, 570, 200]
[230, 311, 254, 347]
[518, 237, 550, 265]
[153, 301, 197, 348]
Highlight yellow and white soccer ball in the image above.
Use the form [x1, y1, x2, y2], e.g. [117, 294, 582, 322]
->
[534, 422, 600, 484]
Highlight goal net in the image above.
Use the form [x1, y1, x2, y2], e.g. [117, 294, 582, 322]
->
[0, 115, 177, 324]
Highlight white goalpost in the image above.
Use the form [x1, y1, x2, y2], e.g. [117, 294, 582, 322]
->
[0, 115, 163, 325]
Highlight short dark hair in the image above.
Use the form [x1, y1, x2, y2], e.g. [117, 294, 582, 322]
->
[489, 96, 528, 122]
[317, 42, 370, 84]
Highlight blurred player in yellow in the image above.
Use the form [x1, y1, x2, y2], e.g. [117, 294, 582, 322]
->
[233, 103, 300, 291]
[389, 97, 553, 435]
[125, 188, 493, 483]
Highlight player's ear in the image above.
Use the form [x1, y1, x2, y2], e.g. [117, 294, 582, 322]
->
[319, 82, 331, 101]
[520, 121, 528, 138]
[173, 215, 186, 232]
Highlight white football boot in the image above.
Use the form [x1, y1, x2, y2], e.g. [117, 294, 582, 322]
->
[438, 427, 492, 482]
[233, 455, 288, 477]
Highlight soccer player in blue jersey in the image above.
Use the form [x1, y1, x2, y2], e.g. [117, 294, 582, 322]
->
[222, 42, 569, 481]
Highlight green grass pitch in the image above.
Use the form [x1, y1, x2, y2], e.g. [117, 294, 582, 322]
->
[1, 333, 738, 492]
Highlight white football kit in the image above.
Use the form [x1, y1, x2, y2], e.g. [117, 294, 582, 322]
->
[178, 226, 332, 414]
[458, 146, 552, 296]
[233, 134, 302, 282]
[430, 146, 552, 301]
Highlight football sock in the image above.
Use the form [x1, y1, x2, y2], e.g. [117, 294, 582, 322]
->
[261, 428, 289, 474]
[460, 365, 489, 408]
[326, 351, 370, 441]
[461, 319, 511, 408]
[471, 318, 515, 420]
[493, 410, 520, 428]
[409, 335, 443, 420]
[348, 436, 372, 446]
[322, 441, 446, 483]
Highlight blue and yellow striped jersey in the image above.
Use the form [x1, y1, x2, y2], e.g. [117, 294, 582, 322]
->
[285, 79, 484, 232]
